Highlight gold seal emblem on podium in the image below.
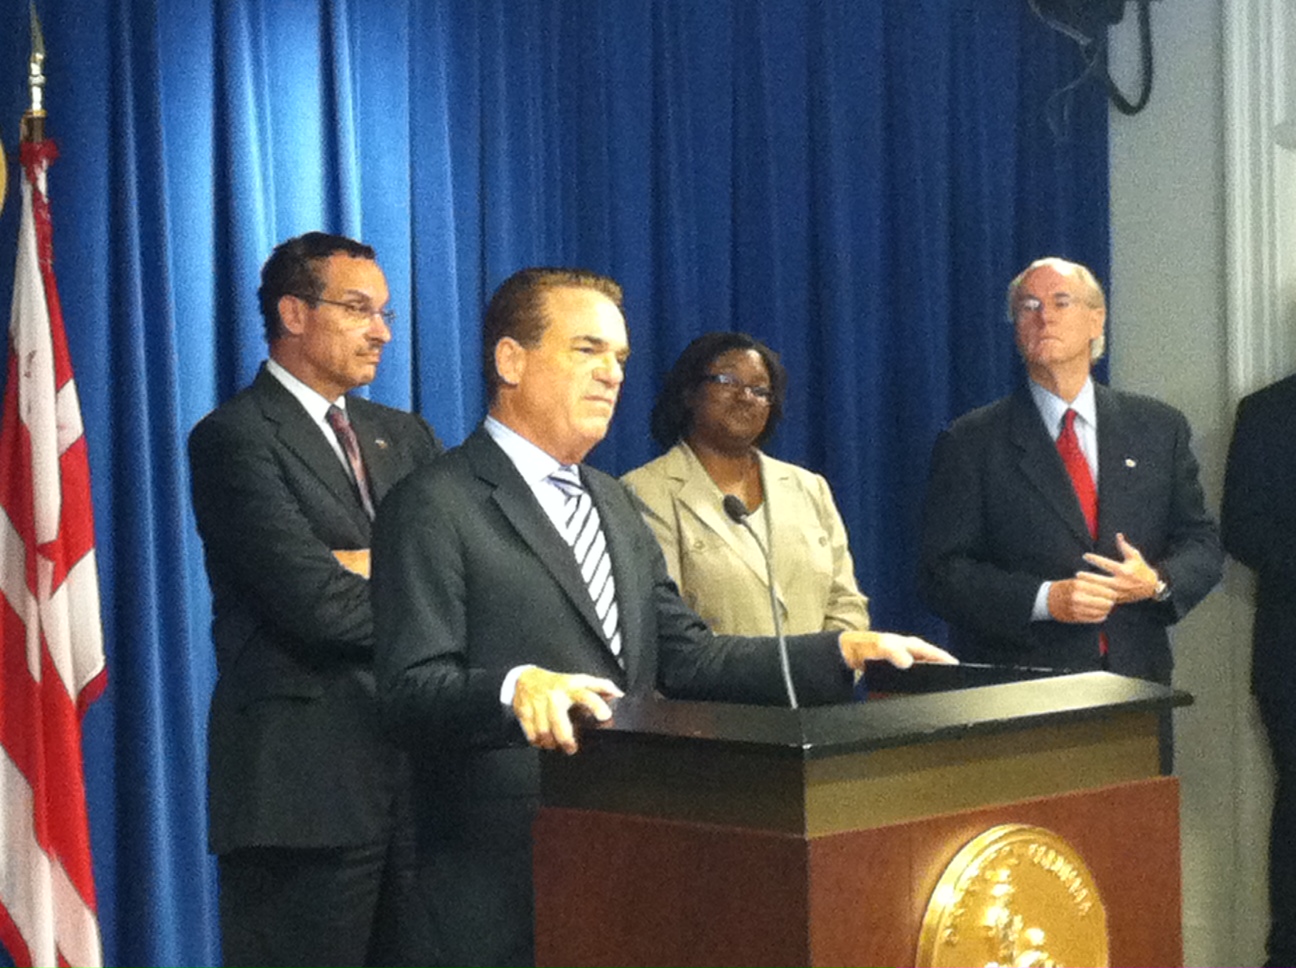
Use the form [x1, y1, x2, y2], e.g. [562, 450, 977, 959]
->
[917, 823, 1108, 967]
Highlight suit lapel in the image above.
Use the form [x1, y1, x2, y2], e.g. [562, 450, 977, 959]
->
[1009, 387, 1093, 546]
[671, 445, 768, 585]
[347, 399, 399, 505]
[1093, 384, 1134, 545]
[464, 429, 612, 651]
[252, 368, 371, 533]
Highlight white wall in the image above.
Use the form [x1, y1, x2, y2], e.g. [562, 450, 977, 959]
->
[1108, 1, 1271, 964]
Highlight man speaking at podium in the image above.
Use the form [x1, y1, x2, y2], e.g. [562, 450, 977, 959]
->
[918, 257, 1221, 689]
[372, 267, 954, 966]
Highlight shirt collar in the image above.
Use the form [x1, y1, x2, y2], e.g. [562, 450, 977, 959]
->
[484, 415, 567, 486]
[1029, 376, 1096, 435]
[265, 358, 347, 423]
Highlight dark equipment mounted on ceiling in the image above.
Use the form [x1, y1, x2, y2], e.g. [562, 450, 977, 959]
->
[1029, 0, 1158, 115]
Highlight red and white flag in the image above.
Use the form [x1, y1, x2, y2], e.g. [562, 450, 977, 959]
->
[0, 140, 106, 967]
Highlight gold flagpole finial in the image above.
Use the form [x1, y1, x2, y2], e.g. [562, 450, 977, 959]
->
[22, 2, 47, 143]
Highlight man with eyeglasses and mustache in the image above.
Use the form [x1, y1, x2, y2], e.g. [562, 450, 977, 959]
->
[189, 232, 442, 966]
[918, 257, 1221, 757]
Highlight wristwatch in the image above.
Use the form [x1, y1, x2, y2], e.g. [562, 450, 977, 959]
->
[1152, 574, 1171, 602]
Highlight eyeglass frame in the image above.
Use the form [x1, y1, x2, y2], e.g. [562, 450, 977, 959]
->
[1013, 292, 1087, 317]
[700, 372, 774, 403]
[292, 293, 397, 327]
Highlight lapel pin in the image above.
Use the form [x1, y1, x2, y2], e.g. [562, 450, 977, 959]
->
[1124, 457, 1136, 468]
[374, 438, 389, 450]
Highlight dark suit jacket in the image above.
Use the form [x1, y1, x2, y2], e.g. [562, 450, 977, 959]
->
[1222, 373, 1296, 700]
[188, 365, 441, 853]
[917, 384, 1222, 683]
[371, 426, 853, 963]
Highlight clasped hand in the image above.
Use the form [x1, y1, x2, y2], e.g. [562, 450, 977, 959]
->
[1049, 532, 1160, 624]
[332, 548, 370, 578]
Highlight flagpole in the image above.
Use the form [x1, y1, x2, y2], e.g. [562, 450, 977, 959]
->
[21, 2, 46, 145]
[0, 4, 107, 965]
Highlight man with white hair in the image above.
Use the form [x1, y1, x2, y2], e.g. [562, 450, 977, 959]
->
[917, 257, 1221, 696]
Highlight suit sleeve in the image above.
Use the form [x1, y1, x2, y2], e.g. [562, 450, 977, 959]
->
[810, 472, 871, 633]
[617, 492, 853, 707]
[188, 413, 376, 657]
[372, 472, 519, 749]
[1223, 393, 1296, 581]
[916, 428, 1041, 646]
[395, 410, 445, 466]
[1149, 410, 1223, 622]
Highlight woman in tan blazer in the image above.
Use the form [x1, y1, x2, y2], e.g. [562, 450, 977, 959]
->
[621, 332, 870, 636]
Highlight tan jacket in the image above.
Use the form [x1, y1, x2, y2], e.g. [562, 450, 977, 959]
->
[621, 442, 869, 636]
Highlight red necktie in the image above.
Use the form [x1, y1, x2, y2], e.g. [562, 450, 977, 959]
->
[1057, 408, 1106, 657]
[1057, 409, 1097, 539]
[326, 405, 376, 519]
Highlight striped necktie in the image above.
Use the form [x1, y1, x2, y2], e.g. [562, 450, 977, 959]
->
[325, 405, 376, 520]
[548, 465, 622, 660]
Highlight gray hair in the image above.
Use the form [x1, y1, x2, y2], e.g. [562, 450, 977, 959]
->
[1006, 257, 1106, 362]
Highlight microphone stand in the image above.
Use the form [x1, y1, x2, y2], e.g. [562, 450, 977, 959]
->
[722, 495, 798, 710]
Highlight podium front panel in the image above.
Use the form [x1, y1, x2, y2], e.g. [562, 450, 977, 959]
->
[535, 674, 1187, 966]
[535, 778, 1181, 967]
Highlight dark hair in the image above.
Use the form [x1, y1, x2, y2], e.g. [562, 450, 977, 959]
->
[257, 232, 377, 343]
[649, 331, 787, 450]
[481, 267, 624, 402]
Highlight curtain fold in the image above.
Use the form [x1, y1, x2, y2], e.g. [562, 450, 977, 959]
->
[0, 2, 1108, 963]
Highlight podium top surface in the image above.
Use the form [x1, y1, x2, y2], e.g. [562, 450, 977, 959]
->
[588, 671, 1190, 761]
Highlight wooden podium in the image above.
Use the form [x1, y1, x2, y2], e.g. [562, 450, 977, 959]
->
[533, 671, 1189, 967]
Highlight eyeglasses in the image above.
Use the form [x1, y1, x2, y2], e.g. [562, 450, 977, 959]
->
[702, 373, 773, 403]
[1015, 293, 1079, 316]
[294, 294, 397, 327]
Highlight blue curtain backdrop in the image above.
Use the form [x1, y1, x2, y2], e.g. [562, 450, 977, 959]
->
[0, 1, 1108, 964]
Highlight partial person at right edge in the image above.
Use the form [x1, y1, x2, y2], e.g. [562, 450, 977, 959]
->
[1222, 374, 1296, 968]
[917, 257, 1222, 695]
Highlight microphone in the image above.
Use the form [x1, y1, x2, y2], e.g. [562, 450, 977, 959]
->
[722, 495, 798, 710]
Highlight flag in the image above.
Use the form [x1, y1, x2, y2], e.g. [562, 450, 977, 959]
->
[0, 138, 106, 967]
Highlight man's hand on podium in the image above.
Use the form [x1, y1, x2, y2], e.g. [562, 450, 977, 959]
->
[838, 631, 958, 671]
[512, 667, 624, 755]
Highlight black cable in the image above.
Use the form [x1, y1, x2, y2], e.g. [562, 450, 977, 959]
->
[1104, 0, 1154, 115]
[1046, 38, 1106, 142]
[1028, 0, 1156, 119]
